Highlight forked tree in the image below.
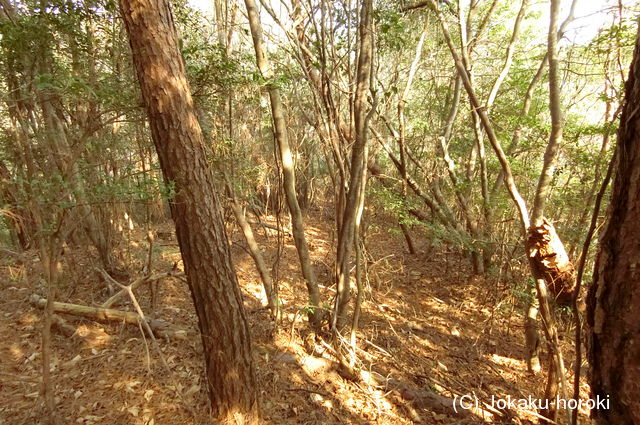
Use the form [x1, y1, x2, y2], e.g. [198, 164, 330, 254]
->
[118, 0, 258, 422]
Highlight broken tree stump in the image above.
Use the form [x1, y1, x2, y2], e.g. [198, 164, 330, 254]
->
[526, 218, 576, 305]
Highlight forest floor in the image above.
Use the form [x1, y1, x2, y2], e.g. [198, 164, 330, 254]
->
[0, 206, 592, 425]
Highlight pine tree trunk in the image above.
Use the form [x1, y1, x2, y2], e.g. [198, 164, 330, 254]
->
[587, 24, 640, 425]
[118, 0, 258, 421]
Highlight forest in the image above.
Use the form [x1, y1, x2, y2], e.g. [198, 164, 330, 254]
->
[1, 0, 639, 423]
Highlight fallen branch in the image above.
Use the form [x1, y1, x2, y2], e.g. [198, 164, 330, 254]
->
[246, 219, 292, 235]
[29, 294, 187, 340]
[384, 378, 491, 420]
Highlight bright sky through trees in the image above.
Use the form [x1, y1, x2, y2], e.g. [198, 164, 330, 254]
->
[185, 0, 632, 46]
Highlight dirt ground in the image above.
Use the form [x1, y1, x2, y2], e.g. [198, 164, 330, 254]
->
[0, 207, 593, 424]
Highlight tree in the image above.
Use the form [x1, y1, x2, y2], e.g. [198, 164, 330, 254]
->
[243, 0, 322, 327]
[332, 0, 373, 331]
[118, 0, 258, 421]
[587, 22, 640, 425]
[427, 0, 575, 420]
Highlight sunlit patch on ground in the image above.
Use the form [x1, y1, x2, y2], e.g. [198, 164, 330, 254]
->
[0, 209, 592, 424]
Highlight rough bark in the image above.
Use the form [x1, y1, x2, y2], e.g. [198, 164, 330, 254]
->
[587, 23, 640, 425]
[118, 0, 258, 421]
[571, 147, 616, 425]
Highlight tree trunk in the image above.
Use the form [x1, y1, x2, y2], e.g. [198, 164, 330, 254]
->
[333, 0, 373, 331]
[587, 23, 640, 425]
[243, 0, 321, 327]
[227, 181, 277, 315]
[118, 0, 258, 421]
[429, 4, 570, 418]
[526, 219, 576, 305]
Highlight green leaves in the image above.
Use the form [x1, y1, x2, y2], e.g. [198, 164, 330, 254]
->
[375, 8, 406, 50]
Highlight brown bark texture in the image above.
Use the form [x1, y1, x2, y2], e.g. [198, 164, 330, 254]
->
[118, 0, 258, 421]
[526, 218, 576, 306]
[587, 24, 640, 425]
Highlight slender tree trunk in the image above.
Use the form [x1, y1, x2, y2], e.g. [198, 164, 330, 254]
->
[531, 0, 563, 223]
[399, 223, 416, 255]
[244, 0, 321, 327]
[569, 75, 619, 259]
[526, 2, 571, 420]
[486, 0, 529, 110]
[28, 39, 116, 274]
[490, 0, 578, 197]
[396, 24, 427, 256]
[39, 234, 64, 425]
[226, 179, 277, 316]
[119, 0, 258, 421]
[428, 0, 530, 232]
[333, 0, 373, 331]
[349, 140, 368, 365]
[571, 147, 616, 425]
[587, 23, 640, 425]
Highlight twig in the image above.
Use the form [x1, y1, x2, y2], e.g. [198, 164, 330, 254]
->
[524, 408, 559, 424]
[112, 272, 196, 418]
[363, 339, 393, 358]
[138, 320, 151, 374]
[99, 268, 183, 309]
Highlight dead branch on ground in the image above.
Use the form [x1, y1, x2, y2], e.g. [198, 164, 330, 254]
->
[29, 294, 187, 340]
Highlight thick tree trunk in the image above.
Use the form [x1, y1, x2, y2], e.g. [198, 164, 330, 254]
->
[587, 24, 640, 425]
[118, 0, 258, 421]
